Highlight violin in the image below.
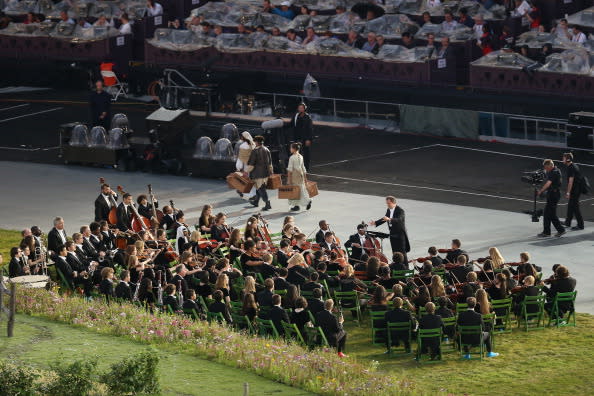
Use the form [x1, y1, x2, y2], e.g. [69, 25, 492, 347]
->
[438, 248, 454, 254]
[409, 256, 431, 264]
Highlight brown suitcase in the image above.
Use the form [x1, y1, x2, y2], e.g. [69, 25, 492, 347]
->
[306, 181, 319, 198]
[278, 185, 300, 200]
[226, 172, 254, 193]
[266, 174, 282, 190]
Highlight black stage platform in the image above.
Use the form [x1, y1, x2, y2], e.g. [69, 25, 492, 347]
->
[1, 89, 592, 221]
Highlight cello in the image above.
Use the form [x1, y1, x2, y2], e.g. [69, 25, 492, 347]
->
[99, 177, 118, 225]
[147, 184, 164, 232]
[361, 223, 389, 264]
[117, 186, 153, 237]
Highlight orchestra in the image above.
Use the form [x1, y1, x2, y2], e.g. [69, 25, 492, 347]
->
[4, 181, 579, 361]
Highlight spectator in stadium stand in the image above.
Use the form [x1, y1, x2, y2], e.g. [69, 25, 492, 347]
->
[168, 19, 185, 30]
[526, 3, 541, 30]
[237, 23, 250, 35]
[344, 30, 362, 49]
[437, 37, 454, 60]
[286, 28, 302, 44]
[498, 25, 515, 49]
[213, 25, 223, 36]
[458, 8, 474, 28]
[535, 43, 552, 64]
[0, 12, 10, 30]
[309, 9, 318, 17]
[571, 25, 586, 44]
[255, 25, 268, 35]
[426, 33, 440, 56]
[441, 11, 458, 32]
[302, 27, 318, 45]
[262, 0, 272, 13]
[24, 12, 38, 24]
[119, 13, 132, 35]
[362, 32, 378, 53]
[551, 18, 571, 39]
[271, 26, 281, 36]
[300, 5, 310, 15]
[271, 1, 296, 20]
[77, 18, 91, 28]
[427, 0, 441, 8]
[472, 14, 484, 38]
[477, 24, 493, 55]
[146, 0, 163, 17]
[335, 5, 346, 14]
[366, 10, 378, 21]
[401, 32, 415, 49]
[60, 10, 75, 25]
[376, 35, 386, 52]
[421, 11, 432, 26]
[94, 15, 113, 27]
[200, 22, 216, 37]
[518, 45, 532, 60]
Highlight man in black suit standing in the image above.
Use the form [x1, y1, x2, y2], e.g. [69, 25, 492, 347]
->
[315, 220, 330, 244]
[269, 294, 290, 335]
[457, 297, 499, 359]
[94, 183, 117, 222]
[369, 196, 410, 262]
[344, 223, 368, 264]
[116, 193, 133, 232]
[47, 217, 68, 254]
[418, 302, 443, 360]
[292, 103, 314, 170]
[316, 299, 347, 357]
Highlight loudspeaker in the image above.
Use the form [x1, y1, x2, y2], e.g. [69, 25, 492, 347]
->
[145, 107, 193, 146]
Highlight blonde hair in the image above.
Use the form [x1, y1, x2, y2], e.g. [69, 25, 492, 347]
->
[343, 264, 354, 278]
[190, 230, 202, 243]
[475, 289, 491, 315]
[287, 253, 305, 267]
[489, 247, 505, 269]
[134, 240, 145, 252]
[392, 284, 403, 296]
[127, 254, 139, 269]
[215, 273, 229, 290]
[429, 275, 445, 297]
[543, 159, 554, 167]
[524, 275, 535, 286]
[101, 267, 114, 279]
[262, 253, 272, 264]
[243, 276, 256, 294]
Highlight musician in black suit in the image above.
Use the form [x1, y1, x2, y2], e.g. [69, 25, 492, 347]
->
[160, 205, 175, 230]
[65, 241, 86, 272]
[319, 232, 339, 253]
[445, 239, 466, 264]
[257, 278, 275, 307]
[344, 224, 367, 263]
[171, 264, 189, 298]
[427, 246, 443, 267]
[99, 267, 115, 300]
[292, 103, 314, 170]
[137, 194, 157, 220]
[315, 220, 330, 244]
[94, 183, 117, 222]
[369, 196, 410, 262]
[273, 268, 291, 290]
[385, 297, 415, 352]
[163, 283, 180, 312]
[55, 244, 92, 296]
[307, 288, 325, 315]
[89, 222, 105, 252]
[418, 302, 443, 360]
[116, 193, 134, 232]
[208, 290, 232, 323]
[316, 299, 347, 356]
[115, 270, 133, 300]
[457, 297, 498, 358]
[47, 217, 68, 254]
[542, 265, 577, 317]
[269, 294, 290, 335]
[8, 247, 26, 278]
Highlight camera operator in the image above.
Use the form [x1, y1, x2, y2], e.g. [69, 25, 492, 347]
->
[562, 153, 584, 231]
[537, 159, 565, 238]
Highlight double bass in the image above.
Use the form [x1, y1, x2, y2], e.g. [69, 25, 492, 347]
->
[99, 177, 118, 225]
[117, 186, 153, 237]
[362, 226, 389, 264]
[147, 184, 164, 232]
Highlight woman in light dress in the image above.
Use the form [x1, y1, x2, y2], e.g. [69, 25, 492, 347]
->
[287, 142, 312, 212]
[236, 131, 256, 199]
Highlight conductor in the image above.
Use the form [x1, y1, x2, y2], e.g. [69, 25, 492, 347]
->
[369, 196, 410, 262]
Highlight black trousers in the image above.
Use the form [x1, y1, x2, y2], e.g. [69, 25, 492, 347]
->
[565, 190, 584, 228]
[389, 236, 408, 263]
[462, 332, 492, 353]
[254, 184, 269, 203]
[331, 330, 347, 353]
[543, 190, 564, 234]
[301, 143, 311, 170]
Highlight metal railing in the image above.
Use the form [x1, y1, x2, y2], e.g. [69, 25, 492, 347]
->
[479, 112, 569, 147]
[254, 91, 401, 130]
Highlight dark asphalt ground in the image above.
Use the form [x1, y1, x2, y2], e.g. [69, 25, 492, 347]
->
[1, 89, 593, 221]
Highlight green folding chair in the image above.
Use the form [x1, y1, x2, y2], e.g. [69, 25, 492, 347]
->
[392, 269, 414, 281]
[416, 328, 443, 363]
[441, 316, 457, 351]
[258, 306, 272, 319]
[518, 295, 545, 331]
[458, 325, 485, 360]
[491, 298, 512, 333]
[233, 257, 243, 272]
[231, 314, 255, 334]
[482, 313, 496, 348]
[55, 267, 73, 293]
[455, 302, 468, 314]
[547, 291, 577, 328]
[274, 289, 288, 296]
[387, 321, 412, 355]
[307, 310, 316, 325]
[301, 290, 314, 300]
[256, 318, 280, 338]
[305, 326, 330, 349]
[207, 311, 225, 324]
[370, 310, 387, 346]
[183, 307, 201, 320]
[281, 321, 306, 345]
[217, 246, 230, 258]
[334, 291, 362, 324]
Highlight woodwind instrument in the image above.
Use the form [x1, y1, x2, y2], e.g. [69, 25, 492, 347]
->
[133, 271, 143, 302]
[157, 270, 163, 306]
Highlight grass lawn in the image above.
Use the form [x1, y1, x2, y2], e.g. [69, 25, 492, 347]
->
[0, 314, 311, 396]
[343, 313, 594, 396]
[0, 228, 22, 264]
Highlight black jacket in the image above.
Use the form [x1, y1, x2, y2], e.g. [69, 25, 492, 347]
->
[55, 256, 75, 282]
[273, 277, 291, 291]
[307, 298, 325, 316]
[457, 309, 484, 345]
[163, 295, 180, 311]
[269, 305, 290, 335]
[94, 194, 116, 222]
[47, 227, 68, 253]
[344, 233, 366, 261]
[257, 289, 274, 307]
[315, 309, 343, 344]
[9, 257, 25, 278]
[116, 203, 131, 232]
[66, 252, 85, 272]
[99, 279, 115, 297]
[208, 301, 232, 323]
[115, 281, 132, 300]
[293, 112, 313, 142]
[374, 207, 410, 252]
[385, 308, 415, 329]
[315, 230, 326, 245]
